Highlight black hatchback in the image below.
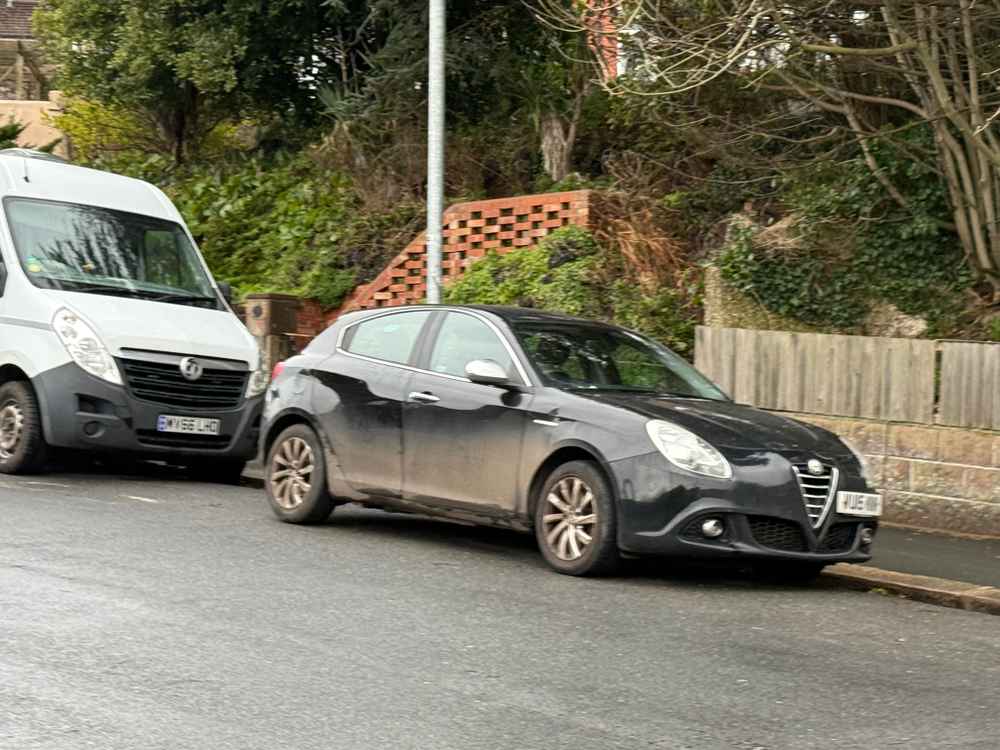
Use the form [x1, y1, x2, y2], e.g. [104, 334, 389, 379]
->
[259, 305, 881, 577]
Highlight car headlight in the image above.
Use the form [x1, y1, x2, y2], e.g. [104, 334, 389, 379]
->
[52, 308, 122, 385]
[645, 420, 733, 480]
[840, 436, 870, 481]
[245, 367, 270, 399]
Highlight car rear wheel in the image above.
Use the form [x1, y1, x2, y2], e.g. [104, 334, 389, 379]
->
[0, 380, 49, 475]
[535, 460, 619, 576]
[265, 424, 334, 524]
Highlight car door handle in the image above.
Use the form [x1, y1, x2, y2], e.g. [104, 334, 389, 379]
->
[407, 391, 440, 404]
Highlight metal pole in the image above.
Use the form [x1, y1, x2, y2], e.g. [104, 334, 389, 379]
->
[425, 0, 445, 303]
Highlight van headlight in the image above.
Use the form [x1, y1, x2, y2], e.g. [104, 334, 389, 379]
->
[245, 367, 270, 399]
[52, 308, 122, 385]
[645, 420, 733, 480]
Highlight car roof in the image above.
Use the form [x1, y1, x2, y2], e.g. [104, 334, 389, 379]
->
[340, 304, 615, 328]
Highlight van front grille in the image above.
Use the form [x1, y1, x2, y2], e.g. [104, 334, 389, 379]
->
[121, 358, 247, 410]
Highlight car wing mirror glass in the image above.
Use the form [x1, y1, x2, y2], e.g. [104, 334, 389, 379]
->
[217, 281, 233, 304]
[465, 359, 511, 387]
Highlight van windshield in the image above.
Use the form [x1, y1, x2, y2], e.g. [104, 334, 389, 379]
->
[4, 197, 222, 309]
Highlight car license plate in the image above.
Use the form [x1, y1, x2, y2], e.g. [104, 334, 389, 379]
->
[156, 415, 221, 436]
[836, 491, 882, 517]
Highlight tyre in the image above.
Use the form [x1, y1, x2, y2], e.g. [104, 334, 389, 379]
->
[187, 458, 247, 485]
[0, 380, 49, 475]
[534, 460, 619, 576]
[265, 424, 334, 524]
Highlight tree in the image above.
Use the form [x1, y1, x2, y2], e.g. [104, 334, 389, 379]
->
[35, 0, 339, 164]
[542, 0, 1000, 298]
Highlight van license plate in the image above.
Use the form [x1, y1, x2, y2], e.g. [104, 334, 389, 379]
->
[836, 491, 882, 517]
[156, 415, 221, 436]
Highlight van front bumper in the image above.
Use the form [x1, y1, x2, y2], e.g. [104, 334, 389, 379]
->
[33, 362, 263, 460]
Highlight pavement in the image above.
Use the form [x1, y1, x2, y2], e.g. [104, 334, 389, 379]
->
[2, 466, 999, 749]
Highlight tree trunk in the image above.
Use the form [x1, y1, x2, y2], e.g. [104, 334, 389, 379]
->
[540, 113, 572, 183]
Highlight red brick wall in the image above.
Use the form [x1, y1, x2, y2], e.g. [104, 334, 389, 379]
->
[329, 190, 593, 319]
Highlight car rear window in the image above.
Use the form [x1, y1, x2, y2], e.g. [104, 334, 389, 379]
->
[342, 310, 432, 365]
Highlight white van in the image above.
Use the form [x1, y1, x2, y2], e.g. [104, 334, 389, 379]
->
[0, 150, 266, 481]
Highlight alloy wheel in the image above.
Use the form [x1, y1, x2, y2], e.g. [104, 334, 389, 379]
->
[541, 476, 597, 561]
[0, 401, 24, 461]
[270, 436, 315, 510]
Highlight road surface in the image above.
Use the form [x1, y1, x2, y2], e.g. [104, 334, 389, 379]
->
[1, 465, 997, 750]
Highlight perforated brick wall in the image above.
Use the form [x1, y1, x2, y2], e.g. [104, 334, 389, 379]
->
[330, 190, 592, 320]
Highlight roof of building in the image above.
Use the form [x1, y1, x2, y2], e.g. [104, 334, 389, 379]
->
[0, 1, 39, 41]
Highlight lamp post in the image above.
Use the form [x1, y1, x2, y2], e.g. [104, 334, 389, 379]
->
[425, 0, 445, 304]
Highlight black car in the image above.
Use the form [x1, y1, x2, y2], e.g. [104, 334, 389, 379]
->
[260, 305, 881, 577]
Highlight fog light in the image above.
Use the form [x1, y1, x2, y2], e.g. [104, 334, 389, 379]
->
[701, 518, 725, 538]
[859, 527, 876, 546]
[82, 421, 102, 437]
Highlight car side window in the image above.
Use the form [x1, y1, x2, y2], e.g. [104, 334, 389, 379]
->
[343, 310, 432, 365]
[428, 312, 516, 380]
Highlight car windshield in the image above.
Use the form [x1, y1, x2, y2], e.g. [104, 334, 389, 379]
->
[4, 197, 222, 309]
[513, 321, 729, 401]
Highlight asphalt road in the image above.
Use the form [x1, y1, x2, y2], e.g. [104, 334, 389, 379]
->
[2, 466, 998, 750]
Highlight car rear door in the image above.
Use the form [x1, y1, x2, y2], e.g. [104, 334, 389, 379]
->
[315, 309, 433, 499]
[401, 310, 534, 518]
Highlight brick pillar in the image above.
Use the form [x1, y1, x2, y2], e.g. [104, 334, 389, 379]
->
[243, 293, 301, 372]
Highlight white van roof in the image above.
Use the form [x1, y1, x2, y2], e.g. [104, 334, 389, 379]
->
[0, 150, 180, 222]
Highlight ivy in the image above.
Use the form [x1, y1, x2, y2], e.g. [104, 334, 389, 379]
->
[718, 128, 972, 334]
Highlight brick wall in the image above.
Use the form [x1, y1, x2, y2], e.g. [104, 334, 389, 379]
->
[332, 190, 592, 317]
[787, 412, 1000, 536]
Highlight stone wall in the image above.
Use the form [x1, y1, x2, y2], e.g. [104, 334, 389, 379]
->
[786, 412, 1000, 536]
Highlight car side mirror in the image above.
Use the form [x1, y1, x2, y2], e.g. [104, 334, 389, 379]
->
[465, 359, 513, 387]
[218, 281, 233, 304]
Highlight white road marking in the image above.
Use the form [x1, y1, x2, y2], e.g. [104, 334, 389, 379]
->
[125, 495, 161, 504]
[23, 481, 71, 488]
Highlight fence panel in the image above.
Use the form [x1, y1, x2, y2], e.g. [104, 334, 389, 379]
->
[938, 342, 1000, 430]
[694, 326, 937, 423]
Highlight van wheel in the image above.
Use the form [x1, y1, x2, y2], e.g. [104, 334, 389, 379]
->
[265, 424, 334, 524]
[535, 460, 619, 576]
[0, 380, 49, 475]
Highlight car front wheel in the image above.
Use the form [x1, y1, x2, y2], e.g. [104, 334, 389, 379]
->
[265, 424, 334, 524]
[535, 460, 619, 576]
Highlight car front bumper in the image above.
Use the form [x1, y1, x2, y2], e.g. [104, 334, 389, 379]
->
[33, 362, 263, 460]
[611, 452, 878, 564]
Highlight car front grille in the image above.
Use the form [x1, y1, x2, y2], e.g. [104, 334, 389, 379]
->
[818, 523, 858, 553]
[121, 358, 248, 411]
[792, 463, 839, 528]
[748, 516, 808, 552]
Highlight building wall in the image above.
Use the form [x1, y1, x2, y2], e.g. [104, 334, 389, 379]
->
[0, 92, 68, 157]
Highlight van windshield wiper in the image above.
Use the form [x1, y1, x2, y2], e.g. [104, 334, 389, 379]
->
[151, 293, 219, 305]
[53, 282, 152, 298]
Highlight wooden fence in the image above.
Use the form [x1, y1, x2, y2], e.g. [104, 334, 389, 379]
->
[694, 326, 1000, 429]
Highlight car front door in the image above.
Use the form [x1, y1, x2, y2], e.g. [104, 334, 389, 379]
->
[402, 310, 534, 519]
[314, 309, 433, 499]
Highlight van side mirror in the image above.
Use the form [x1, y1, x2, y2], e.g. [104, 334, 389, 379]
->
[218, 281, 233, 304]
[465, 359, 513, 387]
